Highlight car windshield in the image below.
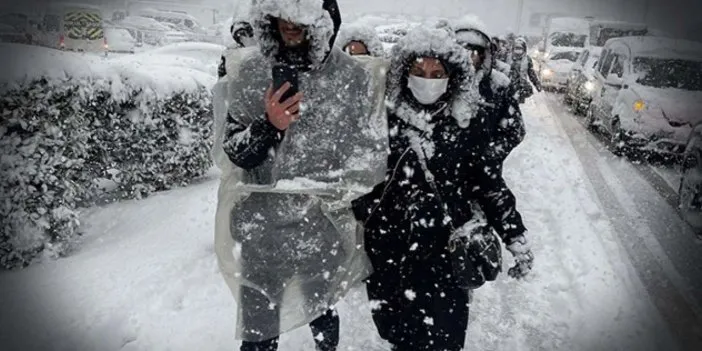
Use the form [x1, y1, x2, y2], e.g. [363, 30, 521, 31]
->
[633, 56, 702, 91]
[592, 27, 647, 47]
[550, 32, 587, 47]
[550, 51, 580, 62]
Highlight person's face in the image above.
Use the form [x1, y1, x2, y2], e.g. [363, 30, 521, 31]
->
[277, 18, 307, 47]
[409, 57, 448, 79]
[344, 41, 369, 55]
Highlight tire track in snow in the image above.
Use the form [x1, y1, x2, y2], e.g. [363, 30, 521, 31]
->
[543, 93, 702, 350]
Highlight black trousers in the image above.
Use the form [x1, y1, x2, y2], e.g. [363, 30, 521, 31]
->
[238, 286, 339, 351]
[366, 267, 470, 351]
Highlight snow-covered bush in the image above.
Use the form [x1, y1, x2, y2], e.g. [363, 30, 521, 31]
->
[1, 75, 213, 269]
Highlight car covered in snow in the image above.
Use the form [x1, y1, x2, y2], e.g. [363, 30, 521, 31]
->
[0, 12, 41, 44]
[564, 47, 602, 114]
[540, 49, 581, 91]
[162, 30, 190, 44]
[114, 15, 172, 46]
[588, 20, 648, 48]
[537, 17, 589, 66]
[587, 36, 702, 158]
[679, 124, 702, 236]
[104, 27, 135, 54]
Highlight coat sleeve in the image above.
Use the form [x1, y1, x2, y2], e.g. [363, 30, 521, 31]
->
[472, 163, 528, 245]
[493, 86, 526, 161]
[222, 110, 285, 170]
[351, 110, 400, 223]
[527, 58, 542, 91]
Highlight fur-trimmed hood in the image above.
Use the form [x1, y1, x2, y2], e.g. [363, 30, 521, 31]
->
[250, 0, 341, 71]
[336, 22, 385, 58]
[386, 25, 474, 124]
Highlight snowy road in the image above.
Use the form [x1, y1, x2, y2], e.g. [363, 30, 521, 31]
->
[1, 94, 701, 350]
[542, 92, 702, 349]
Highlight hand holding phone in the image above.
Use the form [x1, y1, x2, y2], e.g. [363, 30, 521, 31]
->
[265, 82, 303, 131]
[272, 64, 299, 102]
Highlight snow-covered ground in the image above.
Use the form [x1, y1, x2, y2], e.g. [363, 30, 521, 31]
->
[0, 93, 682, 351]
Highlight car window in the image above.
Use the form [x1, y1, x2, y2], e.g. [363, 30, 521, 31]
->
[550, 51, 580, 62]
[599, 50, 615, 76]
[580, 51, 590, 66]
[611, 55, 624, 77]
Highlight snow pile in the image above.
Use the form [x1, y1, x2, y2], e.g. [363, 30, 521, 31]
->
[0, 43, 219, 269]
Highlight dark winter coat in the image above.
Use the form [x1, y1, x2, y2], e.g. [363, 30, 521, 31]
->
[353, 26, 527, 292]
[352, 26, 528, 350]
[477, 70, 526, 162]
[510, 54, 542, 101]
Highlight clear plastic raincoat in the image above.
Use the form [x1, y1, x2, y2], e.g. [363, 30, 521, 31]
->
[212, 0, 389, 342]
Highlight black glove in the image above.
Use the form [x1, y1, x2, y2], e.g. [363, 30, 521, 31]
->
[506, 234, 533, 279]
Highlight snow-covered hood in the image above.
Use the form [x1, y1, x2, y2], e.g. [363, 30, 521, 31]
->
[336, 21, 385, 57]
[251, 0, 341, 71]
[547, 46, 584, 56]
[545, 59, 575, 74]
[386, 25, 474, 129]
[632, 85, 702, 126]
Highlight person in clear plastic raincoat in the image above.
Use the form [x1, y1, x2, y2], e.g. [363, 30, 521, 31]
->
[211, 0, 389, 350]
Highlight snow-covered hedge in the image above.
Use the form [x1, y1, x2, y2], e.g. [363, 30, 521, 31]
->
[0, 43, 219, 269]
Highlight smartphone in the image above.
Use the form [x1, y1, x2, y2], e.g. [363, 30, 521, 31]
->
[272, 64, 299, 103]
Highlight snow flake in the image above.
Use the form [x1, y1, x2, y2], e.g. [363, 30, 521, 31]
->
[404, 289, 417, 301]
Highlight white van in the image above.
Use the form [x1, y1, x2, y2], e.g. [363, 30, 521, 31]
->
[40, 3, 107, 53]
[587, 36, 702, 157]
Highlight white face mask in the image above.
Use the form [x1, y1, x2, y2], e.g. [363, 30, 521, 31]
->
[407, 75, 449, 105]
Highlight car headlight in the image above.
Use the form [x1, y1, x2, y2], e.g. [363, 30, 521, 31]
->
[584, 81, 595, 91]
[542, 68, 553, 77]
[633, 99, 646, 112]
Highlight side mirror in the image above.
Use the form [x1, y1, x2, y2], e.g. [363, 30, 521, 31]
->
[605, 73, 623, 88]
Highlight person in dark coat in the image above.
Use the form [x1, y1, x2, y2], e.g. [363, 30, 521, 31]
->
[353, 26, 534, 351]
[452, 19, 525, 162]
[509, 37, 542, 104]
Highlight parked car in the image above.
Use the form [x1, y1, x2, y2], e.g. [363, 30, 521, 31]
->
[679, 123, 702, 237]
[163, 30, 189, 44]
[0, 12, 41, 44]
[104, 27, 135, 53]
[540, 49, 581, 91]
[587, 36, 702, 158]
[678, 124, 702, 236]
[564, 47, 602, 115]
[115, 16, 171, 46]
